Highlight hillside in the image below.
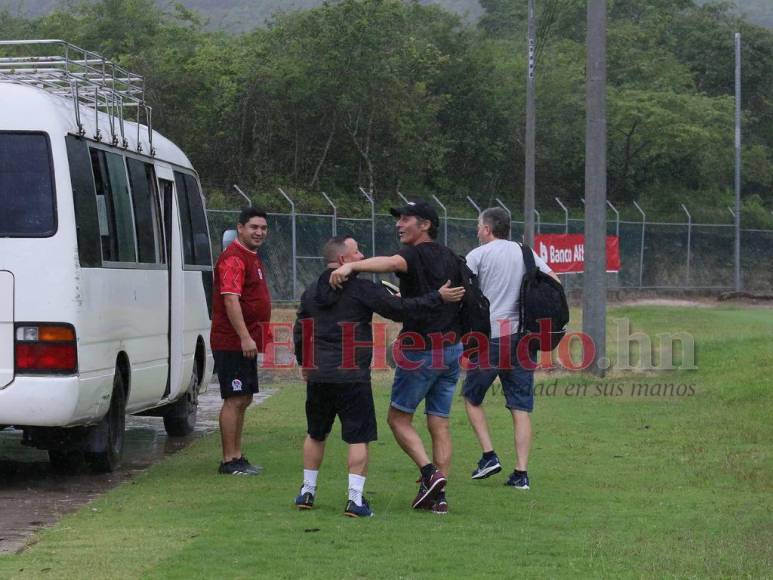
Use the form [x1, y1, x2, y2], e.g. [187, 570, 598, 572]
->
[183, 0, 483, 30]
[2, 0, 770, 31]
[0, 0, 483, 31]
[697, 0, 772, 29]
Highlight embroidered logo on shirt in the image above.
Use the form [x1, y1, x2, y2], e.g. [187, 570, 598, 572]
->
[257, 267, 263, 280]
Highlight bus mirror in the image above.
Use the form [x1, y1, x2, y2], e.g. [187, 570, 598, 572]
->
[222, 229, 237, 249]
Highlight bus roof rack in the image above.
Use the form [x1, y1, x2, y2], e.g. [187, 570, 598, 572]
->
[0, 39, 154, 155]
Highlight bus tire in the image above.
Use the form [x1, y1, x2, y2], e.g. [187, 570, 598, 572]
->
[84, 372, 127, 473]
[162, 364, 199, 437]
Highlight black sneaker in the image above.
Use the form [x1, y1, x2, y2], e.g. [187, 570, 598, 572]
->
[218, 458, 253, 475]
[295, 487, 315, 510]
[504, 471, 530, 490]
[237, 456, 262, 475]
[344, 498, 374, 518]
[471, 454, 502, 480]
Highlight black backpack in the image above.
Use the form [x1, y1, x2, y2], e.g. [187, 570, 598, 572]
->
[456, 255, 491, 337]
[517, 244, 569, 351]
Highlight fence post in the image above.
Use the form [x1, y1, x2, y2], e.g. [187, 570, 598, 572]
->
[633, 201, 646, 289]
[232, 184, 252, 207]
[555, 197, 569, 233]
[431, 194, 448, 246]
[397, 191, 410, 204]
[359, 187, 377, 282]
[734, 32, 742, 293]
[466, 196, 481, 215]
[278, 188, 297, 300]
[534, 209, 541, 234]
[681, 203, 692, 287]
[321, 191, 337, 236]
[495, 198, 513, 240]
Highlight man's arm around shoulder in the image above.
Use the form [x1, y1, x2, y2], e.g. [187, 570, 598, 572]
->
[353, 278, 437, 322]
[329, 254, 408, 289]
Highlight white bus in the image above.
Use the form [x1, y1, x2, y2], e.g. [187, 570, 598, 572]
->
[0, 40, 214, 473]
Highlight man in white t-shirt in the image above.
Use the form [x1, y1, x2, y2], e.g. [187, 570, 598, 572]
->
[462, 207, 559, 490]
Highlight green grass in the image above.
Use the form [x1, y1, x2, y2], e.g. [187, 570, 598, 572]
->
[1, 306, 772, 579]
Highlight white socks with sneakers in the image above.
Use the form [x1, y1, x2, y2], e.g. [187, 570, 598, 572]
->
[348, 473, 366, 506]
[301, 470, 366, 505]
[301, 469, 318, 495]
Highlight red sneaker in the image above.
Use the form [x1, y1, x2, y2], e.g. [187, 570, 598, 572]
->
[411, 470, 447, 509]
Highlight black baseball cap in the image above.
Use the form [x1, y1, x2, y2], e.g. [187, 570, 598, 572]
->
[389, 199, 439, 228]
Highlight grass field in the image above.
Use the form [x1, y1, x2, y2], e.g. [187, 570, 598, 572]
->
[1, 305, 771, 579]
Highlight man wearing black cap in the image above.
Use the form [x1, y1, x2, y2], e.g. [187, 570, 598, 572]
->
[329, 199, 465, 514]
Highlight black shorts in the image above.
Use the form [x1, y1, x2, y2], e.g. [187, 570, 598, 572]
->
[306, 381, 377, 444]
[214, 350, 259, 399]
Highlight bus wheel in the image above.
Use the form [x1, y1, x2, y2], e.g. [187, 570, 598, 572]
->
[84, 372, 127, 473]
[163, 365, 199, 437]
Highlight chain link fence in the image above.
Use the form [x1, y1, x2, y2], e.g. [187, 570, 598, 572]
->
[206, 206, 773, 302]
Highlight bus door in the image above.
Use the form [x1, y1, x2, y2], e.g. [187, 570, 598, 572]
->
[155, 166, 183, 400]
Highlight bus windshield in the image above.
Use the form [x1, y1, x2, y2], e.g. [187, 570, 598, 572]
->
[0, 133, 56, 237]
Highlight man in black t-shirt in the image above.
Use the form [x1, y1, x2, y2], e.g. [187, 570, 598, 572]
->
[330, 200, 465, 514]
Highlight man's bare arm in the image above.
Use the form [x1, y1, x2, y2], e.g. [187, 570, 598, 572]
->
[330, 255, 408, 289]
[352, 255, 407, 274]
[223, 294, 258, 357]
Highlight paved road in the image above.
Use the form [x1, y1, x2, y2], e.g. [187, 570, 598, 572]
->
[0, 382, 273, 556]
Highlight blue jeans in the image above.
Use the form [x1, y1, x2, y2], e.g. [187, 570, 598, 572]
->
[462, 334, 535, 412]
[391, 342, 463, 417]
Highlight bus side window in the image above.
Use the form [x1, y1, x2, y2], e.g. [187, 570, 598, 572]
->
[89, 148, 137, 263]
[66, 136, 102, 267]
[127, 158, 164, 264]
[174, 172, 195, 266]
[184, 174, 212, 267]
[158, 179, 173, 265]
[148, 165, 166, 263]
[89, 149, 114, 261]
[174, 171, 211, 268]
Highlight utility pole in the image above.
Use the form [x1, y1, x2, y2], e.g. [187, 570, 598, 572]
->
[583, 0, 607, 377]
[734, 32, 742, 291]
[524, 0, 537, 246]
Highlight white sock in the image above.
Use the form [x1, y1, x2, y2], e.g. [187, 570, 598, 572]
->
[302, 469, 318, 495]
[348, 473, 366, 506]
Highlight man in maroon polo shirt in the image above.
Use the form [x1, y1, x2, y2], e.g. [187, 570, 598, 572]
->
[211, 207, 272, 475]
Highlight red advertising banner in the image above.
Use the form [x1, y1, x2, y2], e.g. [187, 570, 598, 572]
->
[534, 234, 621, 274]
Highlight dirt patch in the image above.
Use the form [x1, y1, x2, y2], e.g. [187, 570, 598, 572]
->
[718, 291, 773, 303]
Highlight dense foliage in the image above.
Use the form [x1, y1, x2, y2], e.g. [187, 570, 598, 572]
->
[1, 0, 771, 223]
